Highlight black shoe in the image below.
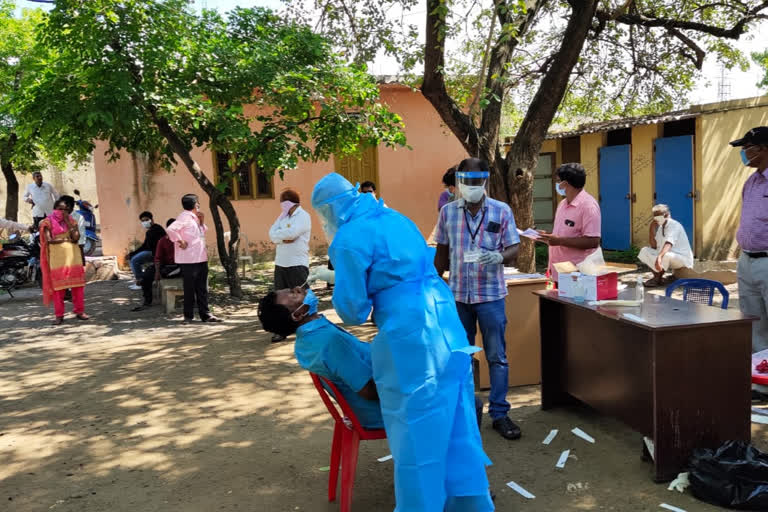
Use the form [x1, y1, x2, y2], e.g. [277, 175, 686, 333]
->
[492, 416, 522, 440]
[131, 303, 150, 312]
[202, 315, 223, 323]
[182, 318, 194, 324]
[271, 333, 287, 343]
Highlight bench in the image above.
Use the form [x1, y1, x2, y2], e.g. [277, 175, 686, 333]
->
[156, 277, 210, 314]
[157, 278, 185, 314]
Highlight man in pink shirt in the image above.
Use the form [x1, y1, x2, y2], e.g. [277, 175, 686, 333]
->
[166, 194, 222, 323]
[538, 163, 602, 281]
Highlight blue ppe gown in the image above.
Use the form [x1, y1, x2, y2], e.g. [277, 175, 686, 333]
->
[312, 173, 494, 512]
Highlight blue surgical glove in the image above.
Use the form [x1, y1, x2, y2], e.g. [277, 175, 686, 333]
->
[477, 251, 504, 265]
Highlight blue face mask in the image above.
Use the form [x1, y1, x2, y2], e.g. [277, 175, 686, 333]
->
[295, 288, 318, 317]
[741, 149, 754, 166]
[555, 182, 567, 196]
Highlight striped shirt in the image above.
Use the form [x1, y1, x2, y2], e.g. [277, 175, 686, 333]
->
[737, 168, 768, 252]
[435, 197, 519, 304]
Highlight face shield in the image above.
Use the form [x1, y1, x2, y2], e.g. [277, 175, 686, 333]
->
[456, 171, 489, 203]
[311, 173, 360, 243]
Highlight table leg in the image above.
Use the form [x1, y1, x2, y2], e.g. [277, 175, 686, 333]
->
[540, 298, 575, 409]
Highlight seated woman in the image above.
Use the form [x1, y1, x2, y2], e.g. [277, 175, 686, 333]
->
[39, 198, 89, 325]
[258, 286, 383, 429]
[638, 204, 694, 287]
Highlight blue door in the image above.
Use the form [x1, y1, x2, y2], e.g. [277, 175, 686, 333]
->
[654, 136, 694, 246]
[599, 145, 632, 250]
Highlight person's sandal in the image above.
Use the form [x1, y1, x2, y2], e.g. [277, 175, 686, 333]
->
[271, 333, 287, 343]
[51, 317, 64, 326]
[131, 304, 150, 312]
[203, 316, 223, 323]
[75, 314, 90, 321]
[492, 416, 522, 440]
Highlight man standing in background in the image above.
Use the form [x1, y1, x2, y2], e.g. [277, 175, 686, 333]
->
[268, 188, 311, 342]
[24, 171, 58, 229]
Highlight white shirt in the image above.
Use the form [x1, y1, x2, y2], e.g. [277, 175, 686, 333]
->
[654, 218, 694, 268]
[269, 205, 311, 268]
[23, 182, 58, 217]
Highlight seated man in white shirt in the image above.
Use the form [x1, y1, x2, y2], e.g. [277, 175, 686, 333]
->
[638, 204, 694, 286]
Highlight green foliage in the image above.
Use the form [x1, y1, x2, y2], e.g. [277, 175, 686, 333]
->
[0, 1, 50, 172]
[603, 246, 641, 264]
[15, 1, 407, 181]
[754, 49, 768, 89]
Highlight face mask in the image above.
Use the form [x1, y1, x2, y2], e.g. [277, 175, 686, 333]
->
[459, 184, 485, 203]
[294, 288, 318, 318]
[141, 220, 151, 229]
[280, 201, 297, 215]
[741, 149, 756, 166]
[555, 182, 567, 196]
[52, 210, 66, 221]
[654, 215, 666, 225]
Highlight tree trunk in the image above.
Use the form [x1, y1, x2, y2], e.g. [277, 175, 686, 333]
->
[1, 134, 20, 221]
[1, 157, 19, 222]
[150, 113, 243, 298]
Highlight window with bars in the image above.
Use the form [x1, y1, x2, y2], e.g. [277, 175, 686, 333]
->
[214, 152, 273, 200]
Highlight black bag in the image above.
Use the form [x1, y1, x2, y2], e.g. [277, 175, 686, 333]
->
[689, 440, 768, 509]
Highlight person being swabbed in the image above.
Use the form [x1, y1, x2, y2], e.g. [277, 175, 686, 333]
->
[309, 173, 494, 512]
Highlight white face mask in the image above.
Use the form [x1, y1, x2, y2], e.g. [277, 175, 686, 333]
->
[141, 220, 152, 229]
[555, 182, 566, 196]
[653, 215, 666, 225]
[459, 183, 485, 203]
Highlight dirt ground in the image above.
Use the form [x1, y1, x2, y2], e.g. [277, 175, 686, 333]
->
[0, 271, 764, 512]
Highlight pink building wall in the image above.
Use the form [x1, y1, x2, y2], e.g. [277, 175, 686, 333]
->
[93, 85, 467, 264]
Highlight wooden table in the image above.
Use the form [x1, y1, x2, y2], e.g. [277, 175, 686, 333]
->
[537, 290, 754, 481]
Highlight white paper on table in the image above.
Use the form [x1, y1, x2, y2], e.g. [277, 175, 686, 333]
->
[542, 429, 558, 445]
[506, 481, 535, 499]
[660, 503, 687, 512]
[555, 449, 570, 469]
[377, 454, 393, 462]
[516, 228, 541, 240]
[571, 427, 595, 444]
[751, 414, 768, 425]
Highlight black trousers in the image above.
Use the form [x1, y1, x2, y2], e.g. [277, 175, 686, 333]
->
[274, 265, 309, 290]
[180, 262, 210, 320]
[141, 264, 181, 305]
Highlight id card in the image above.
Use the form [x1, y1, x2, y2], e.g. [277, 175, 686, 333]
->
[464, 249, 481, 263]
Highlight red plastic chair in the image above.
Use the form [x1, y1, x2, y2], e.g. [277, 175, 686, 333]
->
[310, 372, 387, 512]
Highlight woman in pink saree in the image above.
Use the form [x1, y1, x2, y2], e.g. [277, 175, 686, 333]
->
[39, 199, 88, 325]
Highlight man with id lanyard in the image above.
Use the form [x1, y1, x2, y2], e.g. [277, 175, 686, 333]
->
[435, 157, 522, 440]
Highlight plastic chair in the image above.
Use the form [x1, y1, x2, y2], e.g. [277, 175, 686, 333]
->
[310, 372, 386, 512]
[665, 278, 729, 310]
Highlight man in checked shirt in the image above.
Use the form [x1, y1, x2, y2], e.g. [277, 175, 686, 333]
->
[435, 157, 522, 440]
[731, 126, 768, 353]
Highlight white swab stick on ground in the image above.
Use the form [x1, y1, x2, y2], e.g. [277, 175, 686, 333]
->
[377, 454, 393, 462]
[556, 449, 570, 469]
[660, 503, 686, 512]
[571, 427, 595, 443]
[542, 429, 558, 445]
[506, 481, 535, 499]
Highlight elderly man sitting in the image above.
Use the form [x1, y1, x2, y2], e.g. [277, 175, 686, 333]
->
[638, 204, 694, 286]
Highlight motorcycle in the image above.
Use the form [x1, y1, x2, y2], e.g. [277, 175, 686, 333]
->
[73, 189, 99, 256]
[0, 232, 41, 297]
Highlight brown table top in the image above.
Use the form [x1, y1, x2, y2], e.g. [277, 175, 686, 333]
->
[535, 289, 756, 331]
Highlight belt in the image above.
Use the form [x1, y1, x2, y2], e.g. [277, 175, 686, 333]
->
[745, 251, 768, 258]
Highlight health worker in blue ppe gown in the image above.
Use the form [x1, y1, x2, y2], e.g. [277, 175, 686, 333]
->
[311, 173, 494, 512]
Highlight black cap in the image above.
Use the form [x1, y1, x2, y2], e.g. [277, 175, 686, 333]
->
[729, 127, 768, 147]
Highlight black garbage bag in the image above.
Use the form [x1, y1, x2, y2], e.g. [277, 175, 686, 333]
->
[689, 440, 768, 509]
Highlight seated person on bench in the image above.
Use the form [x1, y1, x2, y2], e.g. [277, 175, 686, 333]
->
[258, 286, 383, 429]
[133, 218, 181, 311]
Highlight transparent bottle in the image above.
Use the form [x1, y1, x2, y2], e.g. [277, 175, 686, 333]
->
[572, 273, 585, 303]
[636, 276, 645, 302]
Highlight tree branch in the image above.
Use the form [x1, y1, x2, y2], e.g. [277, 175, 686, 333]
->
[667, 26, 706, 69]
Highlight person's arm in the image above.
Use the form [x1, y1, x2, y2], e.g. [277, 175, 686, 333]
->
[649, 222, 658, 249]
[68, 216, 80, 243]
[357, 379, 378, 401]
[329, 238, 373, 325]
[500, 207, 520, 265]
[435, 243, 450, 276]
[655, 242, 673, 271]
[23, 185, 33, 204]
[270, 210, 310, 242]
[50, 185, 60, 202]
[540, 235, 601, 249]
[502, 244, 518, 265]
[165, 218, 188, 249]
[0, 218, 30, 232]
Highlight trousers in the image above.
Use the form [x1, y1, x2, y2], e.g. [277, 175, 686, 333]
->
[54, 287, 84, 318]
[738, 253, 768, 353]
[456, 299, 510, 420]
[180, 261, 210, 320]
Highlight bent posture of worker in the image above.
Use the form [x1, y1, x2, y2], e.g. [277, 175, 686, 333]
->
[312, 173, 493, 512]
